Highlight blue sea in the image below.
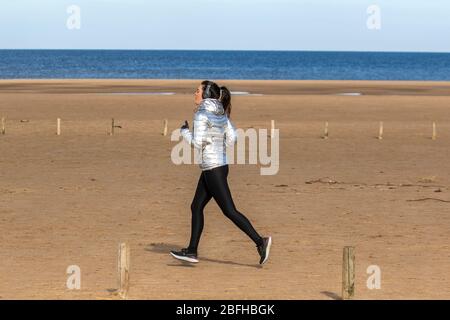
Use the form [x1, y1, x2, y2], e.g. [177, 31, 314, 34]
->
[1, 50, 450, 81]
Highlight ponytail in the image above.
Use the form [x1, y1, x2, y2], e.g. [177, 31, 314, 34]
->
[219, 86, 232, 118]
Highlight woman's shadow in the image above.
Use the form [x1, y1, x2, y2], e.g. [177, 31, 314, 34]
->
[146, 242, 261, 269]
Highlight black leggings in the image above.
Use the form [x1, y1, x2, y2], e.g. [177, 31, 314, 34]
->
[188, 165, 263, 252]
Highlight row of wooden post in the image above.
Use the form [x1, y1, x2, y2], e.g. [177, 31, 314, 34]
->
[115, 242, 355, 300]
[0, 118, 120, 136]
[0, 117, 440, 139]
[1, 117, 63, 135]
[164, 119, 439, 140]
[168, 119, 439, 140]
[322, 121, 438, 140]
[116, 243, 358, 300]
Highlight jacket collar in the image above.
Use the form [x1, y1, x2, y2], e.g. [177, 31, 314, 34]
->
[198, 98, 225, 115]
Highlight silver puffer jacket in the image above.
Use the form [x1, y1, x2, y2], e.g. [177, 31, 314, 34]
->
[181, 98, 237, 171]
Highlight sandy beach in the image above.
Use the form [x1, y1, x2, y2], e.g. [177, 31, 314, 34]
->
[0, 79, 449, 299]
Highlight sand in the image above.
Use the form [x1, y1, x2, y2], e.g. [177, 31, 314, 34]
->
[0, 79, 449, 300]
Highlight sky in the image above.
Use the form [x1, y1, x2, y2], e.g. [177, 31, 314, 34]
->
[1, 0, 449, 52]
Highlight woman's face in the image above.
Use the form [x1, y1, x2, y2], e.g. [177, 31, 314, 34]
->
[194, 85, 203, 106]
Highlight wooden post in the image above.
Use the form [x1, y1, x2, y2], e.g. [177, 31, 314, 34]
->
[162, 119, 168, 136]
[432, 122, 436, 140]
[342, 246, 355, 300]
[322, 121, 329, 139]
[118, 242, 130, 299]
[110, 118, 115, 135]
[1, 117, 5, 135]
[378, 121, 383, 140]
[56, 118, 61, 136]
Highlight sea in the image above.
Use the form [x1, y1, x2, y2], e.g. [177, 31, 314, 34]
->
[0, 50, 450, 81]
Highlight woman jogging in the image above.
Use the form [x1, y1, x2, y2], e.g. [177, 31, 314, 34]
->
[170, 80, 272, 265]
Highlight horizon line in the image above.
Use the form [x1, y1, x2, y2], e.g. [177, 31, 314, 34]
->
[1, 48, 450, 54]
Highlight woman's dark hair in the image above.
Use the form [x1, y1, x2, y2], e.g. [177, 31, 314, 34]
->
[219, 86, 232, 118]
[201, 80, 232, 117]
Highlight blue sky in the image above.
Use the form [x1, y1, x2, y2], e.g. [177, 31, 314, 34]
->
[1, 0, 449, 52]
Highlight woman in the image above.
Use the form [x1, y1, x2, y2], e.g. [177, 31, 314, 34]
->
[170, 80, 272, 265]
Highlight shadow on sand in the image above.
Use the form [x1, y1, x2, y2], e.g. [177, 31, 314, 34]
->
[320, 291, 341, 300]
[145, 242, 261, 269]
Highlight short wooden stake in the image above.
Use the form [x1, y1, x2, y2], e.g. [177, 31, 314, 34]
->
[110, 118, 115, 135]
[342, 246, 355, 300]
[432, 122, 437, 140]
[162, 119, 168, 136]
[1, 117, 5, 135]
[118, 242, 130, 299]
[322, 121, 329, 139]
[378, 122, 383, 140]
[56, 118, 61, 136]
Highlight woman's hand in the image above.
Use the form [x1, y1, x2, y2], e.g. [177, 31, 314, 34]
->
[181, 120, 189, 130]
